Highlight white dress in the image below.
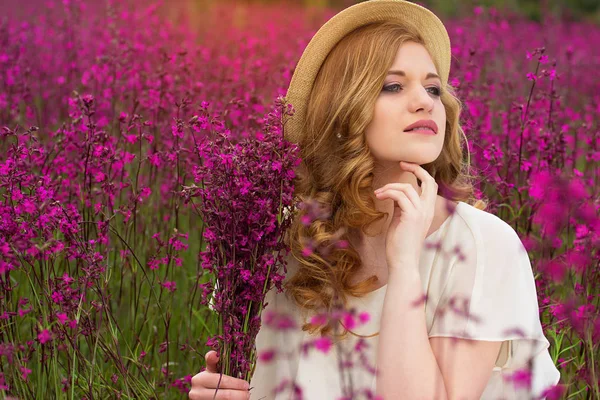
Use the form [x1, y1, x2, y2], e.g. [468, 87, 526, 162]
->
[249, 201, 561, 399]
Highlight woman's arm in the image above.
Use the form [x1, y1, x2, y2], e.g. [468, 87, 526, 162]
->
[376, 260, 501, 400]
[376, 260, 449, 399]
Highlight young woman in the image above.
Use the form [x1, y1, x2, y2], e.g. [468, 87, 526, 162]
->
[189, 1, 561, 399]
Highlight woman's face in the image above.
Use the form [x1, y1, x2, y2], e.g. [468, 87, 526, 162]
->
[365, 41, 446, 167]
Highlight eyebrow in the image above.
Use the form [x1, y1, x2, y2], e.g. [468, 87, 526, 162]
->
[387, 70, 441, 81]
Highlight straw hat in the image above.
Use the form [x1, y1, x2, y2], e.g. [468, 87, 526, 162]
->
[284, 0, 451, 144]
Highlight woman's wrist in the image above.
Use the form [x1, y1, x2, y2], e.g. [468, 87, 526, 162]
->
[388, 257, 420, 277]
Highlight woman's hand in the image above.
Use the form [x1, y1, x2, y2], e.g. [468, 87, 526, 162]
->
[373, 161, 438, 271]
[189, 350, 251, 400]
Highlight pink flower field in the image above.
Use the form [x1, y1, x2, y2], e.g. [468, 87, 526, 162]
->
[0, 0, 598, 398]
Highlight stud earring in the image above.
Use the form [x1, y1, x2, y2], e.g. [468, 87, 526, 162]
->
[336, 132, 342, 139]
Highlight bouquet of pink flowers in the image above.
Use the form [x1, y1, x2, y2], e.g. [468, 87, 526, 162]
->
[181, 96, 301, 382]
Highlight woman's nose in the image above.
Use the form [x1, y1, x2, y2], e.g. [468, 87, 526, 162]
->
[408, 87, 435, 113]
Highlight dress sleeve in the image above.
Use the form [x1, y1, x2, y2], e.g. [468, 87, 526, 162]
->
[249, 254, 305, 400]
[427, 211, 560, 396]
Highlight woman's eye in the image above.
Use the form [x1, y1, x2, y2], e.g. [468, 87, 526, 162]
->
[382, 84, 442, 97]
[428, 86, 442, 96]
[383, 84, 403, 93]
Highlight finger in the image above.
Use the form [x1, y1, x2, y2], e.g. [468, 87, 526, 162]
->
[191, 372, 250, 391]
[205, 351, 220, 373]
[376, 189, 414, 214]
[399, 162, 438, 203]
[376, 183, 421, 209]
[189, 388, 250, 400]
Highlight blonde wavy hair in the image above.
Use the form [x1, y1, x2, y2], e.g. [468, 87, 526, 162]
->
[282, 21, 487, 341]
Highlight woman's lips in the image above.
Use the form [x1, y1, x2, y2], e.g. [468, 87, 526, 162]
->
[404, 127, 436, 135]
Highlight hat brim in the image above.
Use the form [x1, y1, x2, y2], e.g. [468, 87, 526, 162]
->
[284, 0, 451, 144]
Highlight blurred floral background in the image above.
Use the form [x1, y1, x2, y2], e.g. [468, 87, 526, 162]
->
[0, 0, 598, 398]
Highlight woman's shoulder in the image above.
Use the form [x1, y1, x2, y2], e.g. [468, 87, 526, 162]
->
[454, 201, 523, 248]
[434, 200, 528, 271]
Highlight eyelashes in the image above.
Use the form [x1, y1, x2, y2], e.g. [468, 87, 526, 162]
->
[382, 83, 442, 97]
